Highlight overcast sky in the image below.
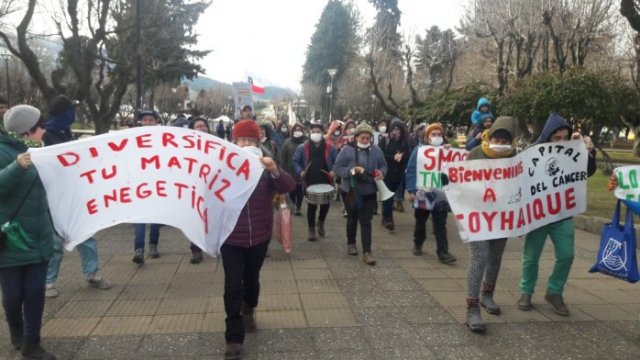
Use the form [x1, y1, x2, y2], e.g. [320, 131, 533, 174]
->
[195, 0, 464, 91]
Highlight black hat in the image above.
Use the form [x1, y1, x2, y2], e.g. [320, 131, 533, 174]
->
[137, 109, 159, 120]
[49, 95, 74, 116]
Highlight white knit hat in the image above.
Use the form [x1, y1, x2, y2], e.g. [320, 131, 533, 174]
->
[4, 105, 41, 134]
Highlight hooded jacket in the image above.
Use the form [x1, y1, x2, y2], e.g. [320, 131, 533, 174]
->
[467, 116, 517, 160]
[324, 120, 343, 148]
[471, 97, 494, 125]
[333, 143, 387, 196]
[535, 113, 596, 176]
[379, 118, 411, 184]
[338, 119, 357, 150]
[43, 107, 75, 146]
[0, 135, 53, 267]
[280, 123, 307, 181]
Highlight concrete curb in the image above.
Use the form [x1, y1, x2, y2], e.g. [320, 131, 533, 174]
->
[574, 214, 640, 248]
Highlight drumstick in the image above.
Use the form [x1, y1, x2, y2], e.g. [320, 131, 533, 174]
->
[320, 169, 330, 175]
[304, 161, 312, 173]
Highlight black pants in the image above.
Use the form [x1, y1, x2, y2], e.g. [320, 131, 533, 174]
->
[0, 261, 48, 344]
[220, 240, 270, 344]
[289, 183, 304, 210]
[414, 209, 449, 256]
[307, 203, 330, 228]
[342, 191, 376, 253]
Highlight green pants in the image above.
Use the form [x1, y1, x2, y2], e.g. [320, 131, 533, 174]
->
[519, 218, 575, 295]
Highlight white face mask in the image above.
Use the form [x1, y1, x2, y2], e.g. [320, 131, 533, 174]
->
[378, 126, 387, 133]
[334, 131, 341, 137]
[310, 133, 322, 143]
[293, 131, 303, 138]
[429, 136, 443, 146]
[260, 136, 267, 143]
[243, 145, 263, 158]
[357, 142, 370, 149]
[281, 127, 288, 132]
[489, 144, 512, 153]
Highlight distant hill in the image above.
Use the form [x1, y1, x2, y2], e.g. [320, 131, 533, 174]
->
[183, 76, 296, 100]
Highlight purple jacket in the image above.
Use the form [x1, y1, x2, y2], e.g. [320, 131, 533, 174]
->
[224, 167, 295, 248]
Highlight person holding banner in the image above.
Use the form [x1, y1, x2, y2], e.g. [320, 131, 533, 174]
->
[466, 113, 495, 151]
[281, 123, 308, 216]
[222, 119, 295, 360]
[517, 113, 596, 316]
[132, 110, 163, 264]
[379, 118, 411, 231]
[42, 96, 111, 297]
[334, 123, 387, 265]
[293, 123, 337, 241]
[464, 116, 517, 332]
[0, 105, 56, 359]
[405, 122, 457, 263]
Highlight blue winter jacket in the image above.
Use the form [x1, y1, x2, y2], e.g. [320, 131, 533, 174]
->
[470, 97, 494, 125]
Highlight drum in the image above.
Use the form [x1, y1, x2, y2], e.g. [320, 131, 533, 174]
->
[305, 184, 335, 205]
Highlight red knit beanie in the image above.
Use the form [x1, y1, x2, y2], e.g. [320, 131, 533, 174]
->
[232, 120, 260, 141]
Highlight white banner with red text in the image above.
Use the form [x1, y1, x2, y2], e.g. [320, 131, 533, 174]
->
[29, 126, 264, 256]
[444, 140, 588, 241]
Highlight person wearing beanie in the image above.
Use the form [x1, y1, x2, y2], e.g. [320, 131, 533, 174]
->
[517, 113, 597, 316]
[173, 114, 189, 128]
[333, 122, 387, 265]
[405, 122, 456, 263]
[338, 119, 357, 150]
[378, 118, 411, 231]
[42, 96, 111, 299]
[258, 122, 278, 160]
[324, 120, 343, 149]
[280, 123, 308, 215]
[132, 109, 162, 265]
[293, 122, 338, 241]
[464, 116, 517, 333]
[222, 119, 295, 360]
[0, 105, 57, 359]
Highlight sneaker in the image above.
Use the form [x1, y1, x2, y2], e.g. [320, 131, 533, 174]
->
[149, 244, 160, 259]
[224, 343, 243, 360]
[438, 252, 457, 264]
[412, 246, 423, 256]
[544, 292, 569, 316]
[45, 283, 58, 298]
[190, 251, 203, 264]
[87, 274, 111, 290]
[383, 218, 395, 231]
[517, 294, 533, 311]
[348, 244, 358, 256]
[395, 201, 405, 213]
[362, 252, 376, 266]
[132, 248, 145, 264]
[294, 207, 302, 216]
[9, 325, 22, 350]
[342, 209, 348, 218]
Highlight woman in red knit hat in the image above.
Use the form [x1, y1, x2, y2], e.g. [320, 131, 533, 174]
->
[222, 120, 295, 360]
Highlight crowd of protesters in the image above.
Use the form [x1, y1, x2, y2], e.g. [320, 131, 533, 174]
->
[0, 95, 599, 360]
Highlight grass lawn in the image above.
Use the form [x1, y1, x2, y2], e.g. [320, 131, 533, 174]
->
[602, 150, 639, 164]
[586, 170, 617, 219]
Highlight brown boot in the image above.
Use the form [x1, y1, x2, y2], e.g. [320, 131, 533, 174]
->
[545, 292, 569, 316]
[362, 252, 376, 265]
[480, 282, 500, 315]
[224, 343, 243, 360]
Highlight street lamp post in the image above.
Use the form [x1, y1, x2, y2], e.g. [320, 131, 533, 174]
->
[1, 53, 10, 105]
[327, 68, 337, 123]
[370, 94, 376, 121]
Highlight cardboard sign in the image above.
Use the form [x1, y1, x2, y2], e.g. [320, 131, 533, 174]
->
[445, 140, 588, 241]
[613, 166, 640, 201]
[29, 127, 263, 256]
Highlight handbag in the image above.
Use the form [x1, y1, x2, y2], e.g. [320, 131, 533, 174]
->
[589, 200, 640, 283]
[0, 178, 38, 252]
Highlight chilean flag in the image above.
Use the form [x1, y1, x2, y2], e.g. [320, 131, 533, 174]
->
[248, 76, 265, 94]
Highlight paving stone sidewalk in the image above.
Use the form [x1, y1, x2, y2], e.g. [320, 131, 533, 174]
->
[1, 202, 639, 359]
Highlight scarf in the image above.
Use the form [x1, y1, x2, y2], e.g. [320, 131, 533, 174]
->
[479, 130, 514, 159]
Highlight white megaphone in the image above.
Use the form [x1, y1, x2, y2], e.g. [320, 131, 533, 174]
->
[375, 179, 395, 202]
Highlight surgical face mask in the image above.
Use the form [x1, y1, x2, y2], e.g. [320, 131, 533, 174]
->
[260, 136, 267, 143]
[489, 144, 512, 153]
[281, 127, 288, 132]
[378, 126, 387, 133]
[334, 130, 341, 137]
[357, 141, 370, 149]
[243, 145, 263, 158]
[430, 136, 443, 146]
[346, 128, 355, 135]
[293, 131, 303, 138]
[310, 133, 322, 143]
